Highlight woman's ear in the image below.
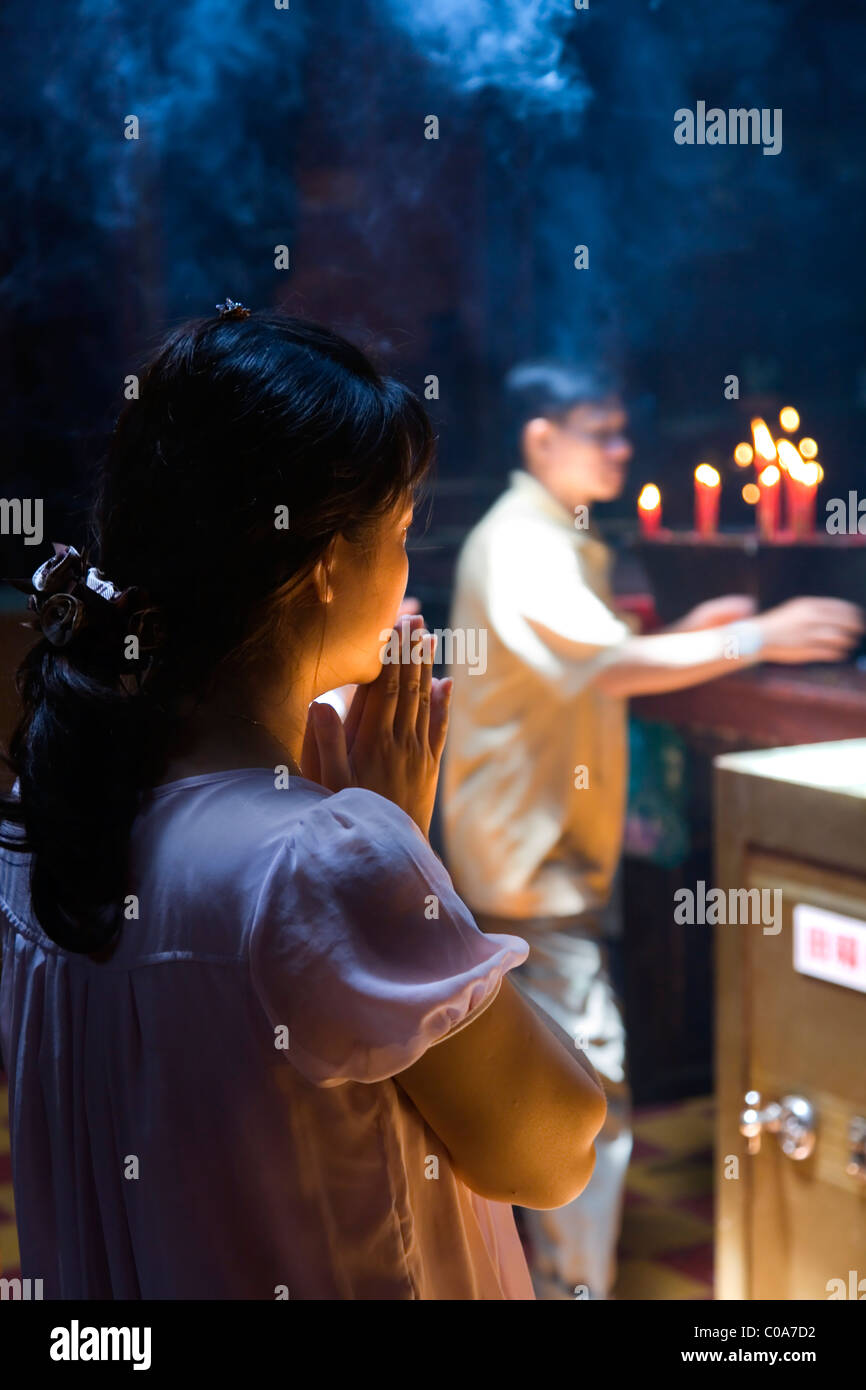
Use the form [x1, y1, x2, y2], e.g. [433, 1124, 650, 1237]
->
[312, 546, 336, 605]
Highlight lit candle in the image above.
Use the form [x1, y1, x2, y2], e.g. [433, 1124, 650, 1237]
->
[779, 406, 800, 433]
[776, 439, 802, 531]
[751, 418, 777, 468]
[694, 464, 721, 536]
[798, 437, 818, 459]
[757, 464, 781, 539]
[637, 483, 662, 536]
[788, 459, 820, 537]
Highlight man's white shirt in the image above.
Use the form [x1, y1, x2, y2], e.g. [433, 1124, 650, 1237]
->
[442, 469, 634, 921]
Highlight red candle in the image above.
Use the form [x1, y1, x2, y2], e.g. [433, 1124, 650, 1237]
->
[789, 460, 820, 537]
[694, 464, 721, 536]
[637, 483, 662, 536]
[778, 442, 800, 533]
[757, 464, 781, 539]
[751, 418, 777, 470]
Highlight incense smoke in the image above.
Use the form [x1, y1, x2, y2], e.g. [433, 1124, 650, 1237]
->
[0, 0, 863, 527]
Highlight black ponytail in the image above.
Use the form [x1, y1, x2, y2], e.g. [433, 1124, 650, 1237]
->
[4, 636, 169, 953]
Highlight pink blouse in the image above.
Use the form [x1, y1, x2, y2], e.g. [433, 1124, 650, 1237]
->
[0, 769, 535, 1299]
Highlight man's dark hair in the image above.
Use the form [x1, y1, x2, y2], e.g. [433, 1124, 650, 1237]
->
[502, 359, 623, 459]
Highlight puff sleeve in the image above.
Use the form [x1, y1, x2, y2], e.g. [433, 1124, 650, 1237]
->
[248, 787, 529, 1086]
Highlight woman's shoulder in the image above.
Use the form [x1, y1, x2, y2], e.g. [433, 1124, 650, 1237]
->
[296, 783, 430, 853]
[259, 781, 444, 905]
[142, 769, 427, 847]
[98, 772, 448, 969]
[136, 770, 437, 905]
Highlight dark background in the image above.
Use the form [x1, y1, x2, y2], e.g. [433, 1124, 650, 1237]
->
[2, 0, 865, 588]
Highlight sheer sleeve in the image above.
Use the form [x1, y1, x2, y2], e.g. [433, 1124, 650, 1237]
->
[248, 788, 529, 1086]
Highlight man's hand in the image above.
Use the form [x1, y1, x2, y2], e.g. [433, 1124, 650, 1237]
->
[592, 593, 864, 698]
[755, 597, 864, 664]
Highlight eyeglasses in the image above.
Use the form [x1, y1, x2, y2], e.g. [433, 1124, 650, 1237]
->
[556, 420, 630, 446]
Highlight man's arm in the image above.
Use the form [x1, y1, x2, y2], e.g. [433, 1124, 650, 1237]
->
[494, 524, 862, 699]
[590, 597, 864, 699]
[659, 593, 757, 635]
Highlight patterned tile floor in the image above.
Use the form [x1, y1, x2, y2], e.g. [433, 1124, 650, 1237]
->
[613, 1095, 714, 1300]
[0, 1073, 714, 1297]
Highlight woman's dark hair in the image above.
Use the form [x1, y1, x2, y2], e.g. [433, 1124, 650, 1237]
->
[0, 311, 434, 954]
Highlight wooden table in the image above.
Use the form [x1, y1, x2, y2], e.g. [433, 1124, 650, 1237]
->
[634, 663, 866, 749]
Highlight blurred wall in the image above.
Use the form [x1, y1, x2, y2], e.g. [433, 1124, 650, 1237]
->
[1, 1, 864, 616]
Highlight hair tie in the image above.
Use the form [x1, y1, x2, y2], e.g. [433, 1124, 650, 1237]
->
[3, 543, 138, 650]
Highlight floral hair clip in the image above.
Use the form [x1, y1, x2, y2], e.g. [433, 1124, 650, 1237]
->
[215, 299, 251, 320]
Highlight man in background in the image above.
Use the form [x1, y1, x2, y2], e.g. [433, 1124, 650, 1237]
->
[441, 360, 862, 1300]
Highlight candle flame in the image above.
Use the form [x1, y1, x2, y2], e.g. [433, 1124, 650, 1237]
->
[779, 406, 800, 432]
[734, 442, 754, 466]
[775, 439, 801, 473]
[798, 437, 818, 459]
[781, 448, 820, 487]
[751, 419, 777, 462]
[742, 483, 760, 504]
[758, 464, 781, 487]
[638, 483, 661, 511]
[814, 462, 824, 482]
[694, 463, 720, 488]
